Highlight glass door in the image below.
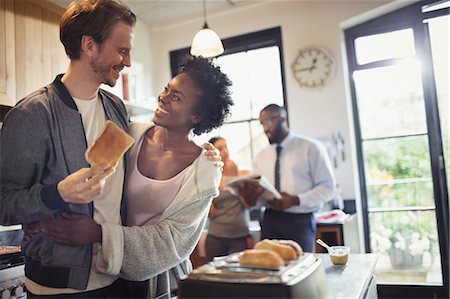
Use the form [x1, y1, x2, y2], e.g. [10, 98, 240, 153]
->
[344, 1, 449, 297]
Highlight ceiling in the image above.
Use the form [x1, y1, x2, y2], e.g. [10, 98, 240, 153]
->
[48, 0, 264, 28]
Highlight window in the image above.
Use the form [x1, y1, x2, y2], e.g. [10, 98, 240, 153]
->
[170, 27, 286, 170]
[344, 1, 449, 297]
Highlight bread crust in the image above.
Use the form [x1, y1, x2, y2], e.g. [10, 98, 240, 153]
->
[238, 249, 285, 269]
[254, 239, 302, 262]
[85, 120, 134, 167]
[274, 239, 303, 258]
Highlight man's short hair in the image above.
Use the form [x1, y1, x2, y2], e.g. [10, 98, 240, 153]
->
[261, 104, 286, 116]
[60, 0, 136, 59]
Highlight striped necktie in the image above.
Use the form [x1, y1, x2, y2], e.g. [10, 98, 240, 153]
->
[275, 144, 282, 191]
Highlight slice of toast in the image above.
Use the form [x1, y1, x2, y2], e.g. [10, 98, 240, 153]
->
[85, 120, 135, 168]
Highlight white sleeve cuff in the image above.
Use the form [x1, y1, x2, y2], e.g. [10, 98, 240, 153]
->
[96, 223, 124, 275]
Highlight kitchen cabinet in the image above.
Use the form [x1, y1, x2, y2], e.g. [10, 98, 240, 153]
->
[1, 0, 152, 117]
[0, 0, 15, 106]
[0, 0, 67, 106]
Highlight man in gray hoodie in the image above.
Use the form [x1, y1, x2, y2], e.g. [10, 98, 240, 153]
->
[0, 0, 137, 297]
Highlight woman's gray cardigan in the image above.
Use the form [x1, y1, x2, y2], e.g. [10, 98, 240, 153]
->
[96, 123, 221, 297]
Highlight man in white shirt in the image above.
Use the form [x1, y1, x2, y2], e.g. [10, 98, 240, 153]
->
[246, 104, 336, 252]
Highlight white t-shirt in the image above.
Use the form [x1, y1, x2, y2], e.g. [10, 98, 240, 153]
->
[26, 95, 125, 294]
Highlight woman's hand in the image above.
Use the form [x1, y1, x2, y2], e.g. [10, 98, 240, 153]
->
[39, 213, 102, 246]
[202, 143, 224, 169]
[238, 195, 252, 209]
[208, 203, 217, 219]
[236, 181, 264, 208]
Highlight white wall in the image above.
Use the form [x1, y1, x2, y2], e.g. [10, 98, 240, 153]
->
[131, 20, 156, 104]
[103, 19, 155, 107]
[144, 1, 392, 201]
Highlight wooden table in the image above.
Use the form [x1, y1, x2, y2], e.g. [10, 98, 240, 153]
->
[316, 253, 379, 299]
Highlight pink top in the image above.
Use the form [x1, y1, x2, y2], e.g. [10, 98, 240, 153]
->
[125, 134, 191, 226]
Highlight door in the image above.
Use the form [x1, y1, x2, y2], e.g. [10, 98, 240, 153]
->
[344, 1, 449, 298]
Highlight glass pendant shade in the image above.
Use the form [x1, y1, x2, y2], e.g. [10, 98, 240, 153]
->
[190, 22, 224, 58]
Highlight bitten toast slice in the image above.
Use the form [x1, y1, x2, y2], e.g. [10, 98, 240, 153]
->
[85, 120, 134, 167]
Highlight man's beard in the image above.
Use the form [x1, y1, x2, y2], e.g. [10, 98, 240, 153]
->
[90, 58, 117, 87]
[268, 123, 283, 144]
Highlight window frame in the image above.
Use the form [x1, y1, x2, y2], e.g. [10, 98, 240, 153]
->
[169, 26, 288, 119]
[169, 27, 288, 164]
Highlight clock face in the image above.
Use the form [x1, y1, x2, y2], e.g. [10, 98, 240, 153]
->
[292, 48, 335, 88]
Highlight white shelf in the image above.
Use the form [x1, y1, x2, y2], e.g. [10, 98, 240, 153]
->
[124, 101, 154, 117]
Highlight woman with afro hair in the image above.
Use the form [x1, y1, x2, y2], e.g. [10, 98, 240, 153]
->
[38, 56, 233, 298]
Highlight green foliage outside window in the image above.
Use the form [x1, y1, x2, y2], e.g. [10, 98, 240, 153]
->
[363, 135, 439, 265]
[363, 135, 434, 209]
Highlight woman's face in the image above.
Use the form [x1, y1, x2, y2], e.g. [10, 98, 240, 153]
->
[153, 72, 202, 132]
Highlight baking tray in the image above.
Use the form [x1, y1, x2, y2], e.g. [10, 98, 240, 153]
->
[190, 253, 316, 284]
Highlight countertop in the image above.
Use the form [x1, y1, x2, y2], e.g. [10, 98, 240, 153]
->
[181, 253, 379, 299]
[316, 253, 379, 299]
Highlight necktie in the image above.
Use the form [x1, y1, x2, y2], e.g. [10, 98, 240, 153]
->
[275, 145, 282, 191]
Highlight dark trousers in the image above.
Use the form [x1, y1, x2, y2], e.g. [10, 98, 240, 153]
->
[27, 278, 149, 299]
[260, 208, 316, 252]
[205, 234, 251, 262]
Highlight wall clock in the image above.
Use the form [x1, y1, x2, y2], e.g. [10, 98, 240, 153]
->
[292, 47, 335, 88]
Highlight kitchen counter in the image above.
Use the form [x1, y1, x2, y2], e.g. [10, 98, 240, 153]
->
[181, 253, 378, 298]
[316, 253, 379, 299]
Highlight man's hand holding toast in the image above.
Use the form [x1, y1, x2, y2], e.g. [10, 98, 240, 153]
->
[57, 164, 115, 204]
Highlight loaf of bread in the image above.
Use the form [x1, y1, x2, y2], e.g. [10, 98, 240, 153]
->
[274, 239, 303, 258]
[254, 239, 302, 262]
[239, 249, 285, 269]
[85, 120, 135, 168]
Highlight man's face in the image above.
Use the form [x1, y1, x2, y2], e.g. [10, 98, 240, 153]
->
[259, 110, 283, 144]
[90, 22, 133, 87]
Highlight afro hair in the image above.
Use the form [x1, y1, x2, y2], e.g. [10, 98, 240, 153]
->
[178, 56, 233, 135]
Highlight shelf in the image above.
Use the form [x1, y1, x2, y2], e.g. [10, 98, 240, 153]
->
[123, 101, 154, 117]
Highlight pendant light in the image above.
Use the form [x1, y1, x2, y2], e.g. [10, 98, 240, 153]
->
[190, 0, 224, 58]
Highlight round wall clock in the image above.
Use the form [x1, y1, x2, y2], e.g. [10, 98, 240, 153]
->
[292, 47, 335, 88]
